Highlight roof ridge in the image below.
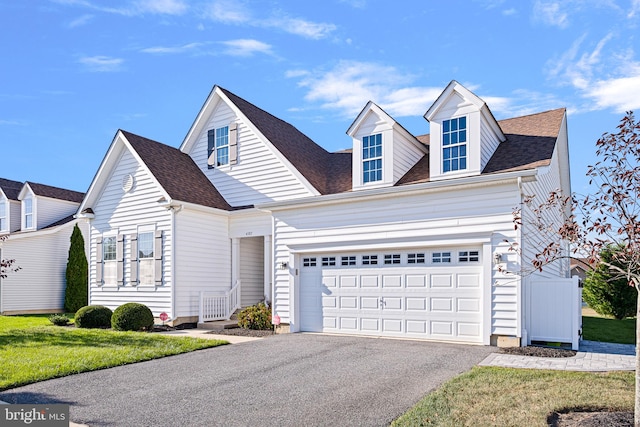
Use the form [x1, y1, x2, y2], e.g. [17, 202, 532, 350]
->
[497, 107, 566, 123]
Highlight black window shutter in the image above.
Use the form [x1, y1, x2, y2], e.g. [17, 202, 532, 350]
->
[207, 129, 215, 169]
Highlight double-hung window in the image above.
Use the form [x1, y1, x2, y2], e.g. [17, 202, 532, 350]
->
[0, 200, 6, 232]
[215, 126, 229, 166]
[442, 117, 467, 172]
[363, 133, 382, 183]
[138, 232, 155, 286]
[102, 236, 117, 286]
[24, 198, 33, 229]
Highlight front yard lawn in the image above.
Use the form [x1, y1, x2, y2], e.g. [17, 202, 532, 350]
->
[0, 315, 228, 391]
[392, 367, 634, 426]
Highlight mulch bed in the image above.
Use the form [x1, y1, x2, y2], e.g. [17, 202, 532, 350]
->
[549, 411, 634, 426]
[499, 345, 577, 358]
[207, 327, 275, 337]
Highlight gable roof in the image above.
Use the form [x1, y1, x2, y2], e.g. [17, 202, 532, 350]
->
[396, 108, 566, 186]
[25, 182, 85, 203]
[121, 130, 233, 211]
[0, 178, 24, 201]
[219, 87, 352, 195]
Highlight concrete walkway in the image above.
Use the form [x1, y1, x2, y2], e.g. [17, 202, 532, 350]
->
[155, 328, 263, 344]
[480, 340, 636, 371]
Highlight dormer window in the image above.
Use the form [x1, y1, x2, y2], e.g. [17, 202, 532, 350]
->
[0, 199, 6, 232]
[363, 133, 382, 183]
[23, 198, 33, 229]
[442, 117, 467, 173]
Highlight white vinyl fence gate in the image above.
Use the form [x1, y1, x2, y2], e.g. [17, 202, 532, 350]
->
[525, 276, 582, 350]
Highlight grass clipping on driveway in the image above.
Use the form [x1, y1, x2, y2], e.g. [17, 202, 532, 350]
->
[392, 367, 634, 427]
[0, 322, 227, 391]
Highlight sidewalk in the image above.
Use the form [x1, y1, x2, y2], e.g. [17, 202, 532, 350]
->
[479, 340, 636, 371]
[155, 328, 263, 344]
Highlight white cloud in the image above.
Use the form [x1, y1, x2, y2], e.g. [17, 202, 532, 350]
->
[78, 55, 124, 72]
[220, 39, 273, 56]
[140, 42, 206, 54]
[52, 0, 187, 16]
[0, 119, 26, 126]
[133, 0, 187, 15]
[68, 14, 93, 28]
[533, 1, 569, 28]
[293, 61, 443, 118]
[205, 0, 336, 40]
[502, 8, 517, 16]
[546, 34, 640, 112]
[630, 0, 640, 17]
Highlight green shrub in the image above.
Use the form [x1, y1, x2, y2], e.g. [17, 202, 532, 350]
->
[238, 303, 272, 330]
[583, 245, 638, 320]
[48, 314, 70, 326]
[111, 303, 155, 331]
[75, 305, 113, 328]
[64, 224, 88, 313]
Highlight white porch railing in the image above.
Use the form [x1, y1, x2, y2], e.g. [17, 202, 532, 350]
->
[199, 280, 241, 322]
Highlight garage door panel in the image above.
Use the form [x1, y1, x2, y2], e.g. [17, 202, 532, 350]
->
[361, 296, 380, 310]
[340, 296, 358, 309]
[431, 275, 453, 288]
[431, 297, 453, 312]
[382, 275, 402, 288]
[406, 275, 427, 287]
[340, 276, 358, 288]
[457, 298, 480, 312]
[361, 275, 379, 288]
[299, 249, 483, 343]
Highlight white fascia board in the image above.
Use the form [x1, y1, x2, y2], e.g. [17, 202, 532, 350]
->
[259, 168, 538, 211]
[5, 218, 77, 240]
[168, 199, 231, 216]
[119, 132, 172, 203]
[346, 101, 376, 136]
[425, 80, 486, 121]
[215, 89, 321, 197]
[480, 104, 506, 142]
[287, 234, 492, 253]
[17, 183, 34, 201]
[0, 189, 7, 200]
[179, 85, 221, 153]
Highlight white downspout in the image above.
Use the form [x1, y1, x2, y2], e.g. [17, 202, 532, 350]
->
[516, 176, 527, 346]
[168, 203, 182, 324]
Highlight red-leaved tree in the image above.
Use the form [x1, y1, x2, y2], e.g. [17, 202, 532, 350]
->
[0, 235, 19, 279]
[509, 112, 640, 425]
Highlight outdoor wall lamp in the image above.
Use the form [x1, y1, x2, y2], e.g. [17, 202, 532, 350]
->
[279, 261, 288, 270]
[493, 253, 504, 265]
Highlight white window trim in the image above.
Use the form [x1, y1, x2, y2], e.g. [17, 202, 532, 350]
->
[442, 116, 468, 174]
[22, 197, 35, 230]
[0, 198, 7, 233]
[215, 126, 230, 167]
[136, 224, 156, 287]
[362, 133, 383, 184]
[102, 232, 118, 287]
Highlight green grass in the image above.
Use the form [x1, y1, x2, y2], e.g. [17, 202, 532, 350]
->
[393, 367, 634, 427]
[0, 315, 228, 391]
[581, 307, 636, 344]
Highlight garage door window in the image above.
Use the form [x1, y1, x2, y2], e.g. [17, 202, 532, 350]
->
[384, 254, 401, 264]
[459, 250, 479, 262]
[362, 255, 378, 265]
[322, 257, 336, 266]
[303, 257, 317, 267]
[407, 253, 425, 264]
[432, 252, 452, 263]
[341, 256, 356, 266]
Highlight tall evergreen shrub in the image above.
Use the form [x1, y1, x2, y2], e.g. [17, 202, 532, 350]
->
[65, 224, 88, 312]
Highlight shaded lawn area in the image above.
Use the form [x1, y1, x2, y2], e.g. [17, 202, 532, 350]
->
[0, 315, 228, 391]
[392, 367, 634, 427]
[581, 307, 636, 345]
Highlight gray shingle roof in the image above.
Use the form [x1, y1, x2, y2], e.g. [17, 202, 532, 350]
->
[26, 182, 85, 203]
[0, 178, 24, 201]
[122, 130, 233, 211]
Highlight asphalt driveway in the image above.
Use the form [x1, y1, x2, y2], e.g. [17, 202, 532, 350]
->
[1, 333, 495, 426]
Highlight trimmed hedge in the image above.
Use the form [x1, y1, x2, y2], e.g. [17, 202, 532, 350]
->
[111, 303, 154, 331]
[75, 305, 113, 328]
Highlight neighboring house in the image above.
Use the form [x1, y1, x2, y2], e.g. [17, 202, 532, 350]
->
[570, 258, 592, 282]
[77, 80, 574, 347]
[0, 179, 87, 314]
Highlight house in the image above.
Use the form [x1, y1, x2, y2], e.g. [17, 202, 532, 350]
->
[77, 80, 576, 347]
[0, 179, 87, 314]
[570, 258, 591, 282]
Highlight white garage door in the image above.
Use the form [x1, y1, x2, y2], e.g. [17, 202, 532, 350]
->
[299, 248, 483, 343]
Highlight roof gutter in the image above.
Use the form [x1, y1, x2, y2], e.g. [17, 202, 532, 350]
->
[258, 169, 538, 211]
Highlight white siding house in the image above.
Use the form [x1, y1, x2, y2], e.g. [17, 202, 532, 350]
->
[78, 80, 575, 347]
[0, 178, 87, 314]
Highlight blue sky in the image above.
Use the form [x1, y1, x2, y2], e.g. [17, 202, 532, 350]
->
[2, 0, 639, 195]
